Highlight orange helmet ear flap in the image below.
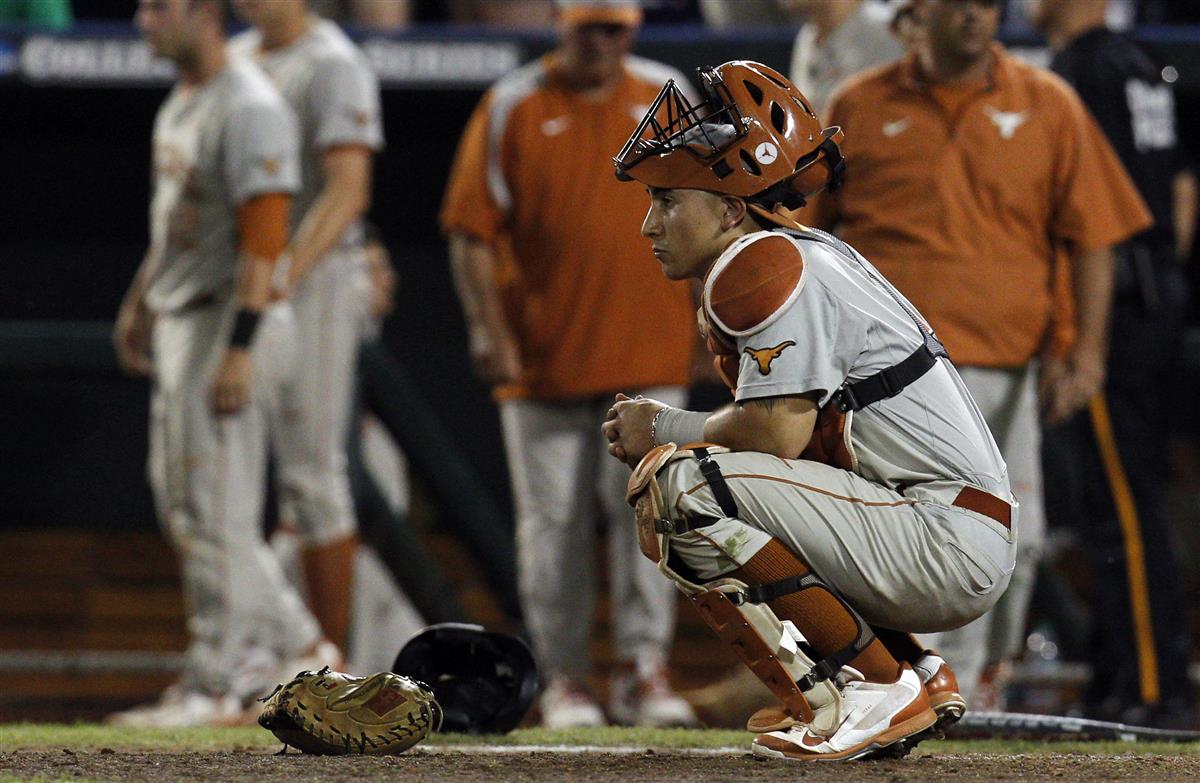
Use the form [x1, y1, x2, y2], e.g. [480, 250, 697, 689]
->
[748, 127, 845, 212]
[792, 127, 846, 198]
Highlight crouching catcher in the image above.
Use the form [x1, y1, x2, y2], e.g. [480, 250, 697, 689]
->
[603, 60, 1017, 761]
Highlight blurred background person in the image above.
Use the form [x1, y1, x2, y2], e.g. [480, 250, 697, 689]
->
[1032, 0, 1198, 728]
[439, 0, 699, 728]
[806, 0, 1152, 706]
[109, 0, 330, 727]
[783, 0, 903, 118]
[230, 0, 385, 665]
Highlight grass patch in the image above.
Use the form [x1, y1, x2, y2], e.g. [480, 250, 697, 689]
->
[1, 724, 1198, 755]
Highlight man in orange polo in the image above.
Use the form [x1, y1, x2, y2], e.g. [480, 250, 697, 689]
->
[440, 0, 698, 728]
[807, 0, 1151, 703]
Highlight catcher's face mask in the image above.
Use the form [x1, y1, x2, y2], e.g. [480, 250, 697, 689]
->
[614, 68, 747, 184]
[614, 61, 845, 219]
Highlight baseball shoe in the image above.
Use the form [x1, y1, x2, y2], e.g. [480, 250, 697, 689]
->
[746, 653, 966, 734]
[539, 676, 606, 729]
[105, 684, 243, 728]
[913, 653, 966, 730]
[751, 665, 935, 762]
[608, 660, 699, 728]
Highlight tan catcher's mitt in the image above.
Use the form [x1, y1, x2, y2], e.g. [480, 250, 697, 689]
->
[258, 667, 441, 755]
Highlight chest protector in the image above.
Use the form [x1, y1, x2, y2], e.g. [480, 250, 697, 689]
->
[701, 229, 948, 472]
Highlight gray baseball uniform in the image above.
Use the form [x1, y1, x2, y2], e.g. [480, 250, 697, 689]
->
[660, 229, 1017, 632]
[230, 18, 384, 546]
[144, 57, 320, 697]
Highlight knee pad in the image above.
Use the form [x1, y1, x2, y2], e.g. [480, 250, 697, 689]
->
[626, 443, 716, 593]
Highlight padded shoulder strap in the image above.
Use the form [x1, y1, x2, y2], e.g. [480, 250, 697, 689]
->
[703, 232, 807, 338]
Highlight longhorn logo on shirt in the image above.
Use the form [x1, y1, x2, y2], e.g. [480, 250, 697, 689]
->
[983, 106, 1029, 140]
[744, 341, 796, 375]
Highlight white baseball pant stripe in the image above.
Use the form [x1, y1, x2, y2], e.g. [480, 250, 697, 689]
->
[148, 298, 320, 696]
[500, 387, 687, 679]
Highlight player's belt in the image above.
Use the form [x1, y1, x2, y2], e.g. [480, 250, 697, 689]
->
[950, 485, 1012, 530]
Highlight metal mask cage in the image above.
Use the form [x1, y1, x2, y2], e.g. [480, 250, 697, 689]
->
[614, 67, 747, 180]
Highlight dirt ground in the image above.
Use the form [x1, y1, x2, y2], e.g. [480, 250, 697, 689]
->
[4, 748, 1200, 782]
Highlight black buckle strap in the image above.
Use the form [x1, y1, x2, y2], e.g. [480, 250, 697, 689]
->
[693, 447, 739, 519]
[796, 642, 860, 692]
[744, 573, 815, 605]
[654, 515, 722, 535]
[831, 341, 945, 413]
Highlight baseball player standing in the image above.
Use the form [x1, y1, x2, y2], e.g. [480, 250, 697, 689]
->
[806, 0, 1152, 703]
[110, 0, 328, 726]
[229, 0, 384, 659]
[440, 0, 698, 728]
[605, 60, 1011, 761]
[1033, 0, 1198, 726]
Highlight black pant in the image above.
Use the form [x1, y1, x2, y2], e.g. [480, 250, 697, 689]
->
[1043, 257, 1194, 721]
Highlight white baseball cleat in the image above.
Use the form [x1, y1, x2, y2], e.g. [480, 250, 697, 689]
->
[751, 665, 936, 762]
[540, 676, 607, 729]
[608, 662, 699, 728]
[105, 684, 243, 728]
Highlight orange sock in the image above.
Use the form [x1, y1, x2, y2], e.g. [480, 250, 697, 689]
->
[301, 534, 358, 650]
[731, 540, 901, 684]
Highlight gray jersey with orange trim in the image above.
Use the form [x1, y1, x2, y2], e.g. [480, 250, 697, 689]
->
[230, 18, 383, 246]
[704, 229, 1010, 503]
[145, 59, 300, 314]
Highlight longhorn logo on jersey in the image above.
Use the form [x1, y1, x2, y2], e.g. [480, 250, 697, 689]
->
[744, 341, 796, 375]
[983, 106, 1029, 140]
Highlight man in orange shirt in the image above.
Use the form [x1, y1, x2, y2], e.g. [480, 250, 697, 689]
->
[807, 0, 1151, 703]
[440, 0, 698, 728]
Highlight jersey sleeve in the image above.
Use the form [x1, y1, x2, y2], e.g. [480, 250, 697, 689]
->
[1049, 83, 1153, 253]
[439, 92, 508, 242]
[223, 99, 301, 205]
[707, 234, 864, 406]
[309, 53, 384, 152]
[732, 280, 862, 407]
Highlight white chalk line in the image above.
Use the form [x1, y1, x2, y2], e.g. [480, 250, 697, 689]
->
[418, 744, 747, 756]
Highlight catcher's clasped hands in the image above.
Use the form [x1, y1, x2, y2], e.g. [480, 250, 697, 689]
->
[602, 393, 668, 467]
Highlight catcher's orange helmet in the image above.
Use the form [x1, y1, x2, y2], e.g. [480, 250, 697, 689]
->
[614, 61, 844, 223]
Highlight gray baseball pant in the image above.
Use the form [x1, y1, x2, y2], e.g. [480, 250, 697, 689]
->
[148, 297, 321, 697]
[500, 387, 688, 680]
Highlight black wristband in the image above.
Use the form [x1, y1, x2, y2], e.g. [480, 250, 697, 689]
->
[229, 309, 262, 349]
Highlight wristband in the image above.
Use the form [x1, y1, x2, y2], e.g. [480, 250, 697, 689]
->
[229, 309, 262, 349]
[651, 406, 708, 447]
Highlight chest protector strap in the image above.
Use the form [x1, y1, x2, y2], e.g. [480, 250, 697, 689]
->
[831, 339, 942, 413]
[789, 228, 951, 414]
